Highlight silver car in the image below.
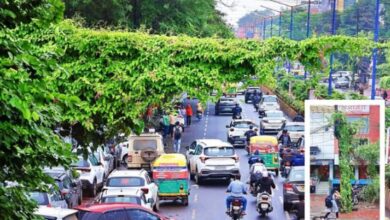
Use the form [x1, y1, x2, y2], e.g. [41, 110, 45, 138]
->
[260, 110, 286, 134]
[258, 95, 280, 117]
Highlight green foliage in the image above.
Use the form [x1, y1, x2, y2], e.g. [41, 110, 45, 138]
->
[380, 76, 390, 89]
[386, 165, 390, 188]
[360, 176, 380, 204]
[386, 108, 390, 128]
[314, 85, 346, 100]
[63, 0, 233, 38]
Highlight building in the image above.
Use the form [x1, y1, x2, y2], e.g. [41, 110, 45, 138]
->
[310, 105, 380, 194]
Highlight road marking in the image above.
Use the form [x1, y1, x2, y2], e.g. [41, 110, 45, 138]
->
[192, 209, 196, 220]
[285, 211, 291, 220]
[194, 194, 198, 203]
[191, 184, 199, 189]
[279, 196, 283, 204]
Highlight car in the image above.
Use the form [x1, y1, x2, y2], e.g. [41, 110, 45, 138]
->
[283, 166, 304, 211]
[44, 167, 83, 208]
[244, 87, 262, 103]
[76, 203, 171, 220]
[226, 119, 258, 147]
[334, 76, 351, 89]
[185, 139, 221, 166]
[127, 132, 165, 170]
[260, 110, 286, 134]
[104, 169, 159, 211]
[98, 188, 154, 210]
[117, 141, 129, 164]
[29, 185, 68, 209]
[71, 150, 105, 197]
[93, 147, 115, 180]
[187, 139, 240, 184]
[34, 206, 78, 220]
[215, 97, 237, 115]
[277, 122, 304, 143]
[258, 95, 280, 117]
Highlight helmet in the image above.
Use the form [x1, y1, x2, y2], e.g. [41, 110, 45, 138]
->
[283, 129, 288, 133]
[235, 103, 239, 107]
[254, 150, 260, 155]
[249, 125, 253, 129]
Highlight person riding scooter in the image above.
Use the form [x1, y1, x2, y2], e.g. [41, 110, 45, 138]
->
[251, 91, 261, 112]
[248, 150, 264, 167]
[278, 129, 292, 147]
[232, 103, 242, 119]
[244, 125, 257, 144]
[226, 175, 247, 215]
[255, 171, 276, 195]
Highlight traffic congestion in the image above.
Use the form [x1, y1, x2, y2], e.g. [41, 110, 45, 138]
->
[31, 87, 305, 220]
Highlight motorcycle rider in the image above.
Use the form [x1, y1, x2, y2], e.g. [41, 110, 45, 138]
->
[248, 150, 265, 167]
[232, 103, 242, 119]
[226, 175, 247, 215]
[251, 91, 261, 111]
[255, 171, 276, 195]
[278, 129, 292, 147]
[244, 125, 257, 143]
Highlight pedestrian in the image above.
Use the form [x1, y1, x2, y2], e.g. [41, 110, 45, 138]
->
[383, 90, 388, 100]
[185, 104, 193, 126]
[179, 105, 187, 126]
[160, 112, 170, 138]
[325, 189, 341, 219]
[169, 112, 176, 137]
[173, 121, 183, 153]
[196, 102, 203, 120]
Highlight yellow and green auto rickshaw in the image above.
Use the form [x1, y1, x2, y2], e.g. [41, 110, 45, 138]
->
[247, 136, 279, 176]
[152, 154, 190, 206]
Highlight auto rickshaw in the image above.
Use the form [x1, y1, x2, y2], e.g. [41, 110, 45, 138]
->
[247, 136, 279, 176]
[152, 154, 190, 206]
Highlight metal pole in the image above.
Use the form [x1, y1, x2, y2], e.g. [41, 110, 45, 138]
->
[263, 19, 266, 40]
[304, 0, 311, 79]
[289, 6, 293, 39]
[371, 0, 380, 100]
[328, 0, 337, 96]
[279, 12, 282, 36]
[271, 17, 273, 37]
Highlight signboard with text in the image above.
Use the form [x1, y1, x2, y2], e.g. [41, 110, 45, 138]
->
[338, 105, 370, 114]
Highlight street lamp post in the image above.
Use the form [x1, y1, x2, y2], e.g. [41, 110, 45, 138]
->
[328, 0, 337, 96]
[263, 19, 266, 40]
[270, 17, 273, 37]
[304, 0, 312, 79]
[371, 0, 380, 100]
[259, 5, 282, 37]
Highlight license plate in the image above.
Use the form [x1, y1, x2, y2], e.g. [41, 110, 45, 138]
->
[215, 166, 226, 170]
[223, 108, 232, 111]
[261, 204, 269, 209]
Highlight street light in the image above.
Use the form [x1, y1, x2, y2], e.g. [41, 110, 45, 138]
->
[259, 5, 282, 37]
[371, 0, 380, 100]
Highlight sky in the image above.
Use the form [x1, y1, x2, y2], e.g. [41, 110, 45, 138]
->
[216, 0, 301, 28]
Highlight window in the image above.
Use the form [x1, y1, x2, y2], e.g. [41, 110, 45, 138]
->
[288, 169, 304, 182]
[285, 125, 304, 132]
[347, 116, 369, 134]
[126, 209, 159, 220]
[204, 147, 234, 157]
[194, 145, 202, 155]
[233, 122, 253, 129]
[89, 154, 99, 166]
[29, 192, 49, 205]
[71, 157, 90, 168]
[266, 111, 283, 118]
[263, 96, 277, 102]
[101, 196, 141, 204]
[106, 177, 145, 187]
[62, 177, 72, 189]
[103, 210, 128, 220]
[133, 140, 157, 150]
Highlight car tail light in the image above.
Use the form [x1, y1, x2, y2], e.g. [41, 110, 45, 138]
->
[230, 128, 234, 132]
[284, 183, 293, 192]
[200, 156, 206, 163]
[141, 188, 149, 194]
[128, 155, 132, 163]
[47, 204, 52, 207]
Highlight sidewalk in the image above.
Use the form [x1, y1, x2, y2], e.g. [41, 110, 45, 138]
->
[311, 194, 379, 220]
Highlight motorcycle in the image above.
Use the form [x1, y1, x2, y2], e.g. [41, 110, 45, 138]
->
[232, 112, 242, 119]
[352, 185, 362, 206]
[256, 192, 273, 217]
[227, 197, 245, 220]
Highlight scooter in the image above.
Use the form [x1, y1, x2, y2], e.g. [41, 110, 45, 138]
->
[227, 197, 245, 220]
[232, 112, 242, 120]
[256, 191, 273, 217]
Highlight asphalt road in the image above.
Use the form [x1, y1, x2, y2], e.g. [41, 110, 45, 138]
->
[158, 95, 298, 220]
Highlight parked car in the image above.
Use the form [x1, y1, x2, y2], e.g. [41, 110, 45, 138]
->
[98, 188, 153, 210]
[260, 110, 286, 134]
[127, 132, 165, 170]
[71, 150, 105, 197]
[76, 203, 171, 220]
[283, 166, 304, 211]
[29, 185, 68, 208]
[93, 147, 115, 180]
[334, 76, 351, 89]
[34, 206, 78, 220]
[258, 95, 280, 117]
[277, 122, 304, 143]
[104, 169, 159, 211]
[215, 97, 237, 115]
[226, 119, 258, 147]
[244, 87, 262, 103]
[187, 139, 240, 184]
[44, 167, 83, 208]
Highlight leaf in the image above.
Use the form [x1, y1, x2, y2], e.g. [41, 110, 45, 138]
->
[9, 97, 31, 121]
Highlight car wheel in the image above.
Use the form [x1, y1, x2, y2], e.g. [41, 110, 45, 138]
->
[122, 154, 128, 164]
[153, 196, 160, 212]
[283, 202, 291, 211]
[89, 179, 97, 197]
[182, 197, 189, 206]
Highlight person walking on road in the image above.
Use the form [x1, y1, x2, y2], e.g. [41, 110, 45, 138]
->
[179, 105, 187, 127]
[324, 189, 341, 219]
[185, 104, 193, 126]
[169, 112, 176, 137]
[173, 121, 183, 153]
[160, 112, 170, 138]
[196, 102, 203, 120]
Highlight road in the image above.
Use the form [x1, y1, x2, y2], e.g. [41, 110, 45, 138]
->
[158, 95, 298, 220]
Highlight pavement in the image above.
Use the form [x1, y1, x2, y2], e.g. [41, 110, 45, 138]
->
[310, 194, 379, 220]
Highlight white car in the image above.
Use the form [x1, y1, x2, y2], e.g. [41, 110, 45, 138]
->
[260, 110, 286, 134]
[277, 122, 304, 143]
[117, 141, 129, 164]
[34, 206, 78, 220]
[104, 169, 160, 211]
[187, 139, 240, 184]
[93, 147, 115, 179]
[71, 150, 105, 197]
[226, 119, 258, 147]
[29, 185, 68, 209]
[258, 95, 280, 117]
[98, 188, 153, 210]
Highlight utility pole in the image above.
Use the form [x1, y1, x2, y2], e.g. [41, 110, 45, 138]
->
[371, 0, 380, 100]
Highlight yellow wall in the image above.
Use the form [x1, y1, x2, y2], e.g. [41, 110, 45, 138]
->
[337, 0, 345, 12]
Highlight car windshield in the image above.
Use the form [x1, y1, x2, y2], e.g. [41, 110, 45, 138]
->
[337, 77, 349, 81]
[288, 169, 304, 182]
[266, 112, 283, 118]
[263, 96, 277, 102]
[71, 157, 90, 168]
[247, 88, 260, 92]
[133, 139, 157, 151]
[106, 177, 145, 187]
[233, 122, 253, 128]
[204, 147, 234, 156]
[285, 125, 304, 132]
[101, 196, 141, 204]
[220, 99, 235, 104]
[29, 192, 49, 205]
